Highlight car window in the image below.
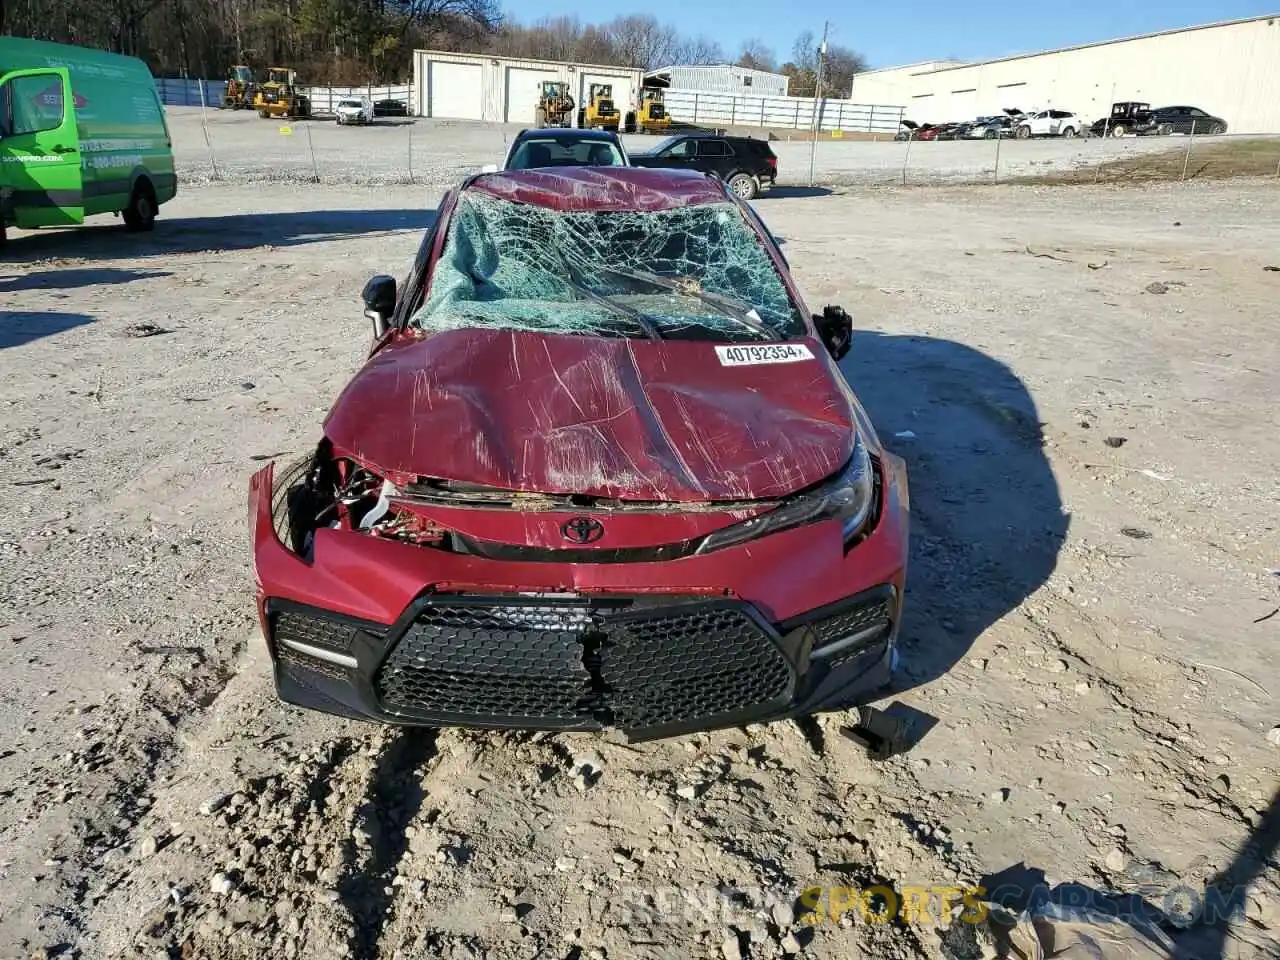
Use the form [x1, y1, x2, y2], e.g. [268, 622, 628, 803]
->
[411, 191, 805, 341]
[662, 139, 695, 158]
[509, 138, 624, 169]
[1189, 108, 1207, 117]
[338, 100, 363, 108]
[7, 74, 66, 137]
[697, 140, 731, 158]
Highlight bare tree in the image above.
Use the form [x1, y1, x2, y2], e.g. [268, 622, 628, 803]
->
[673, 34, 724, 66]
[606, 14, 678, 69]
[736, 37, 775, 72]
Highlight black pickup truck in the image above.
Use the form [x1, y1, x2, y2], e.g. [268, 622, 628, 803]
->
[628, 133, 777, 200]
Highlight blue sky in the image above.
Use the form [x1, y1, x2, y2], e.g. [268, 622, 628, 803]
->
[498, 1, 1278, 69]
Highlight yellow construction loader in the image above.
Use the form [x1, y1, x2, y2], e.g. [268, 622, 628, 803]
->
[535, 81, 575, 128]
[253, 67, 312, 120]
[578, 83, 620, 132]
[221, 65, 257, 110]
[627, 87, 670, 134]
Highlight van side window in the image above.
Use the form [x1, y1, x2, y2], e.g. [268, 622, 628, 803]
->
[9, 76, 65, 137]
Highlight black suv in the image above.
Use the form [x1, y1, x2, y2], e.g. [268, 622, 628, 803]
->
[629, 133, 777, 200]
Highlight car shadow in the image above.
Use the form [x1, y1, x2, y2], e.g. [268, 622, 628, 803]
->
[760, 186, 834, 199]
[840, 331, 1068, 695]
[0, 209, 436, 261]
[0, 311, 95, 349]
[0, 267, 171, 293]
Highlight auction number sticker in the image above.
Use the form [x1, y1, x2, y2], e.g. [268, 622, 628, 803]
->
[715, 343, 815, 366]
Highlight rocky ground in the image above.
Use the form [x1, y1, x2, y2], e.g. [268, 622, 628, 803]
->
[1, 174, 1278, 960]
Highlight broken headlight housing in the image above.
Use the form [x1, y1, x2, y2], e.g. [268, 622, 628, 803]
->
[694, 434, 876, 555]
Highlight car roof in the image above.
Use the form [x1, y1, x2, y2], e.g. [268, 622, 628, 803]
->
[515, 127, 621, 141]
[469, 167, 730, 213]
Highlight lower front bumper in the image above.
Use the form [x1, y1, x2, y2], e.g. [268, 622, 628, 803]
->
[264, 585, 900, 743]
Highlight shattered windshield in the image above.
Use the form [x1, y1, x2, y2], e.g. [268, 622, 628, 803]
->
[411, 190, 805, 341]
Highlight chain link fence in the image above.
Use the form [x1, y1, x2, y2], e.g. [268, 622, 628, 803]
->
[167, 102, 1280, 192]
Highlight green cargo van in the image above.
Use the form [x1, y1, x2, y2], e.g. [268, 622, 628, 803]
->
[0, 37, 176, 246]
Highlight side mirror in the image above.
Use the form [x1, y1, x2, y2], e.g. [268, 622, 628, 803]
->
[362, 274, 396, 338]
[480, 163, 498, 174]
[815, 305, 852, 361]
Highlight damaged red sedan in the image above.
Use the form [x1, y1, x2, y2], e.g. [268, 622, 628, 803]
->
[248, 166, 909, 742]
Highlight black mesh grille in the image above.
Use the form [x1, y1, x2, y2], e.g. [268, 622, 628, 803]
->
[274, 610, 360, 653]
[809, 598, 892, 649]
[374, 598, 792, 730]
[599, 606, 793, 729]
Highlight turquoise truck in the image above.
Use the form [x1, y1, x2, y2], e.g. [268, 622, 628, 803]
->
[0, 36, 176, 247]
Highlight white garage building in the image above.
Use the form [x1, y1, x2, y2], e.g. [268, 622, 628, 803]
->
[850, 14, 1280, 134]
[412, 50, 642, 124]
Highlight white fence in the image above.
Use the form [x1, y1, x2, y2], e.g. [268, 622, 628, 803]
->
[154, 77, 416, 114]
[665, 89, 905, 134]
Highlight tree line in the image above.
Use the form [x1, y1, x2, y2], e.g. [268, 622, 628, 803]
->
[2, 0, 867, 96]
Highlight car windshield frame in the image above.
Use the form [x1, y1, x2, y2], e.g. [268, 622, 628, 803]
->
[406, 185, 808, 343]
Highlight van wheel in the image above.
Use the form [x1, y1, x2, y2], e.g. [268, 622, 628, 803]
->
[123, 182, 157, 232]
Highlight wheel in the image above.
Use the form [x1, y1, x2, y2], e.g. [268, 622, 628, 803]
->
[1158, 123, 1173, 136]
[1111, 124, 1126, 137]
[122, 181, 157, 232]
[259, 109, 270, 119]
[1060, 126, 1077, 138]
[1210, 123, 1226, 135]
[726, 172, 758, 201]
[984, 128, 997, 139]
[1016, 125, 1030, 139]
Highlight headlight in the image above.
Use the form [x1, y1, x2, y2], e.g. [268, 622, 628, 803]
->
[694, 435, 875, 555]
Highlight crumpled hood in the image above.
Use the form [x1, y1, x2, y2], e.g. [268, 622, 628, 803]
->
[323, 328, 856, 502]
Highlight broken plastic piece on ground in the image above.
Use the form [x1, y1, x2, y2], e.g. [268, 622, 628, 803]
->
[839, 704, 907, 760]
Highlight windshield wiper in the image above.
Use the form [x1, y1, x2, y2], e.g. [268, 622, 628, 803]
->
[592, 264, 781, 341]
[553, 251, 663, 341]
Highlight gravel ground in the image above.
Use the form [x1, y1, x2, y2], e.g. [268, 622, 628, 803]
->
[164, 106, 1273, 188]
[1, 148, 1279, 960]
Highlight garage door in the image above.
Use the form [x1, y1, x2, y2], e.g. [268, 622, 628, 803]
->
[505, 67, 559, 124]
[427, 61, 482, 120]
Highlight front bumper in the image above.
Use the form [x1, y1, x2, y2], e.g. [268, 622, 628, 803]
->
[248, 455, 909, 742]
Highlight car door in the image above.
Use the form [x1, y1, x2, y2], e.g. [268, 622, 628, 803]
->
[1187, 108, 1210, 134]
[695, 139, 733, 178]
[0, 66, 85, 229]
[1170, 108, 1193, 134]
[653, 138, 696, 169]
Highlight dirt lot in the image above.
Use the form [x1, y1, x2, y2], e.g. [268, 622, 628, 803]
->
[2, 162, 1279, 960]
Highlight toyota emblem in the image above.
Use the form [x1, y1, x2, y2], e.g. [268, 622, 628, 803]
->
[561, 516, 605, 544]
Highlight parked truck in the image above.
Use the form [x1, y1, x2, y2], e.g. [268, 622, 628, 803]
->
[0, 36, 177, 246]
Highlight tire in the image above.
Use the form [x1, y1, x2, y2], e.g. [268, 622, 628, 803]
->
[1016, 125, 1030, 139]
[727, 172, 758, 201]
[1158, 123, 1173, 136]
[1061, 126, 1077, 138]
[983, 128, 997, 139]
[1210, 123, 1226, 135]
[1111, 124, 1126, 137]
[122, 181, 157, 232]
[259, 109, 270, 119]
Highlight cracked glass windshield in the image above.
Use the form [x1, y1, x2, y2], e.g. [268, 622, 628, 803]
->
[410, 189, 805, 341]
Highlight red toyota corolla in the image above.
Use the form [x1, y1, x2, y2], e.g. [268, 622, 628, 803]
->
[248, 166, 909, 742]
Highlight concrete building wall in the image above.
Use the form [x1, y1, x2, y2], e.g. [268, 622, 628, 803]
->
[850, 15, 1280, 133]
[413, 50, 641, 124]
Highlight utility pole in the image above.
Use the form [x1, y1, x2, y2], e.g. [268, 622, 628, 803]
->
[807, 21, 829, 188]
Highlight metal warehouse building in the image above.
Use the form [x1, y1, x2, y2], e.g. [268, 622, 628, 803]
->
[413, 50, 642, 124]
[850, 14, 1280, 134]
[644, 64, 790, 97]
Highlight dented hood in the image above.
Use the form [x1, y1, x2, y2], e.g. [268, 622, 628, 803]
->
[323, 328, 856, 502]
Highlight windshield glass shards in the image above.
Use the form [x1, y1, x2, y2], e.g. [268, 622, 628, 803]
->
[410, 191, 805, 341]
